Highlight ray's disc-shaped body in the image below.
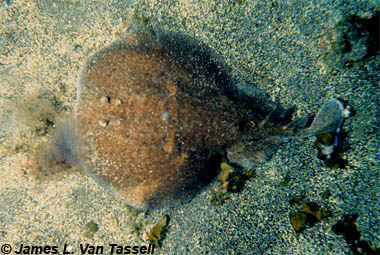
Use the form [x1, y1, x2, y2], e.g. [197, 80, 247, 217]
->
[76, 29, 253, 209]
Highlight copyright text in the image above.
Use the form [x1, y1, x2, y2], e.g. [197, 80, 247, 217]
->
[0, 243, 155, 254]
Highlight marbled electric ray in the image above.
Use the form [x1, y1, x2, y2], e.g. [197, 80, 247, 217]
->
[49, 28, 345, 209]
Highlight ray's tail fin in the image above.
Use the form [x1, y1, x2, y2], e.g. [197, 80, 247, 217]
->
[227, 99, 346, 168]
[298, 99, 345, 137]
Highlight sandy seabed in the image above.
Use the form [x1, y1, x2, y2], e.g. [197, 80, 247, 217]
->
[0, 0, 379, 254]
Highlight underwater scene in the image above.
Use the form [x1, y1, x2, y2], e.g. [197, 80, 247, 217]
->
[0, 0, 379, 254]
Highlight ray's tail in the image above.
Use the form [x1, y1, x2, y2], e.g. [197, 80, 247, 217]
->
[227, 99, 346, 168]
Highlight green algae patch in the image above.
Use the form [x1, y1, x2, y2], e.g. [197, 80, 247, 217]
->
[289, 200, 330, 233]
[300, 202, 329, 221]
[211, 162, 256, 206]
[146, 215, 169, 248]
[83, 220, 99, 239]
[289, 211, 310, 233]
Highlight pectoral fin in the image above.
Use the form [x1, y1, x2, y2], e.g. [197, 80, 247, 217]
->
[227, 137, 282, 168]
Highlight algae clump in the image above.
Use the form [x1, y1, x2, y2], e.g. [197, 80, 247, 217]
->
[146, 215, 169, 248]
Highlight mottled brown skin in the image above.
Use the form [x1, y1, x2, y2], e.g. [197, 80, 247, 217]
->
[76, 30, 254, 209]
